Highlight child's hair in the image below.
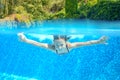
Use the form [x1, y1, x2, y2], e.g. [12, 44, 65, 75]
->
[53, 35, 71, 41]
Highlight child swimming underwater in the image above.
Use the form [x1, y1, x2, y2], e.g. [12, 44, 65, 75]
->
[18, 33, 108, 55]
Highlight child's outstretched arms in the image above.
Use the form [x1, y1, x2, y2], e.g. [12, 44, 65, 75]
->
[69, 36, 108, 49]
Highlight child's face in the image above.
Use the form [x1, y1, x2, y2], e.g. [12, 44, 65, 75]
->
[54, 39, 66, 51]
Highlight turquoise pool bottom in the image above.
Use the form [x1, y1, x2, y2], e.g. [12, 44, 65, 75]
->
[0, 73, 37, 80]
[0, 34, 120, 80]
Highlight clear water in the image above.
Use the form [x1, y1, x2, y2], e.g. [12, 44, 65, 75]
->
[0, 19, 120, 80]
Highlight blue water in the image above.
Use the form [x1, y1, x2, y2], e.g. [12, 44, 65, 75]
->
[0, 19, 120, 80]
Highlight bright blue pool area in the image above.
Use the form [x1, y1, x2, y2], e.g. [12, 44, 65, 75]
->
[0, 19, 120, 80]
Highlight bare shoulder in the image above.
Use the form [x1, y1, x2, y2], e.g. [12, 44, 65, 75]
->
[48, 44, 55, 51]
[66, 42, 73, 48]
[66, 42, 81, 49]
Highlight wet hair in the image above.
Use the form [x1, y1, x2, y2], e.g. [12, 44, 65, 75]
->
[53, 35, 70, 54]
[53, 35, 71, 41]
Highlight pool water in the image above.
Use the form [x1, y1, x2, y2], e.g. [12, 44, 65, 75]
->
[0, 19, 120, 80]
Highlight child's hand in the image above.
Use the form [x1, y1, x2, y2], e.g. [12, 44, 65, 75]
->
[99, 36, 108, 44]
[17, 32, 27, 41]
